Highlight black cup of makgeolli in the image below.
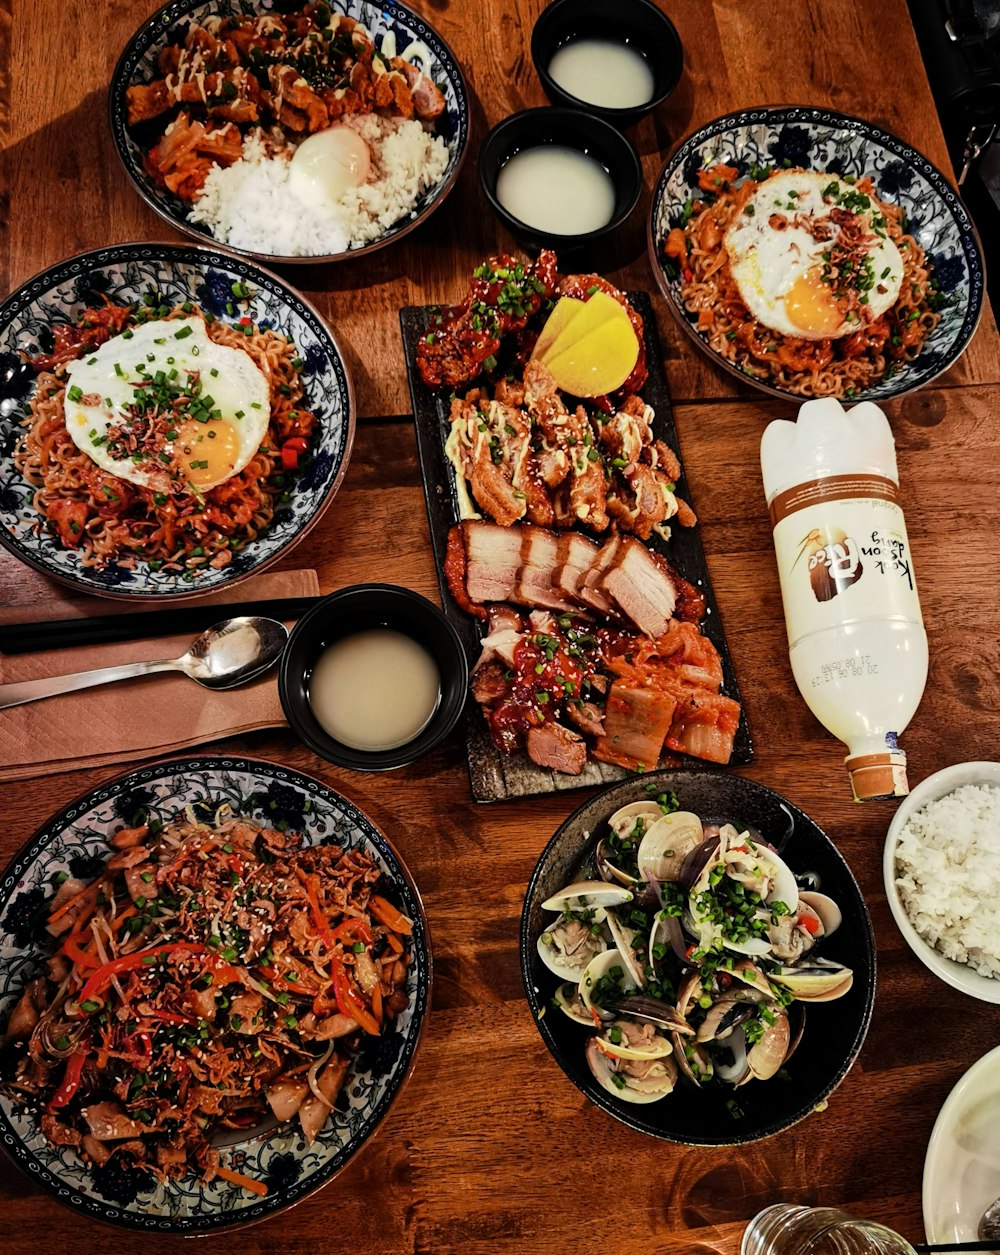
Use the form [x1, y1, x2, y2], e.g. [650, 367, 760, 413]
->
[279, 584, 468, 771]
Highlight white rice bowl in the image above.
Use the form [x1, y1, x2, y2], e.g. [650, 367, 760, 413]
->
[190, 114, 449, 257]
[894, 782, 1000, 979]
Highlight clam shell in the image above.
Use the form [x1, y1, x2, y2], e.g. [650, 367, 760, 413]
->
[610, 994, 694, 1036]
[798, 890, 842, 937]
[552, 982, 594, 1026]
[607, 801, 664, 841]
[541, 880, 633, 912]
[771, 959, 854, 1002]
[742, 1009, 791, 1084]
[605, 908, 648, 989]
[729, 958, 775, 996]
[585, 1037, 677, 1103]
[595, 1020, 673, 1061]
[636, 811, 704, 883]
[578, 948, 637, 1022]
[536, 916, 609, 983]
[722, 831, 799, 912]
[672, 1032, 715, 1086]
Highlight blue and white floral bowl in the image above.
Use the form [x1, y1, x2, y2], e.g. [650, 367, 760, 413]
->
[109, 0, 470, 264]
[648, 106, 985, 402]
[0, 242, 354, 599]
[0, 756, 431, 1232]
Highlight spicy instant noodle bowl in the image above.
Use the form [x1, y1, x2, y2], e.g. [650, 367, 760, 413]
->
[14, 297, 316, 575]
[662, 164, 942, 397]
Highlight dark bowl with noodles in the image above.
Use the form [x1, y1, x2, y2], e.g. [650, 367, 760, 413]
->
[648, 106, 984, 403]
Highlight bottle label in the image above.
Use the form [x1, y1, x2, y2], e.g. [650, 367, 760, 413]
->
[769, 473, 921, 644]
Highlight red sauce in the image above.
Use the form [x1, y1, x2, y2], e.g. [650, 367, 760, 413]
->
[486, 621, 636, 752]
[416, 252, 559, 389]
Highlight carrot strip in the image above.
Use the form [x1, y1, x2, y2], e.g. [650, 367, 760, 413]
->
[369, 896, 413, 935]
[49, 876, 108, 926]
[216, 1166, 268, 1197]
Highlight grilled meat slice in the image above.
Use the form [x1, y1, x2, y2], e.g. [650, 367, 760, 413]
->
[596, 537, 677, 638]
[526, 721, 587, 774]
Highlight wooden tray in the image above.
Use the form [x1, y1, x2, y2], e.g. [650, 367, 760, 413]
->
[400, 293, 753, 802]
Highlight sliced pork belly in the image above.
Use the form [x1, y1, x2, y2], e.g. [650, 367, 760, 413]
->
[526, 721, 587, 774]
[457, 521, 579, 614]
[553, 531, 602, 605]
[578, 537, 620, 615]
[512, 527, 578, 612]
[596, 536, 677, 638]
[592, 682, 677, 771]
[460, 521, 523, 606]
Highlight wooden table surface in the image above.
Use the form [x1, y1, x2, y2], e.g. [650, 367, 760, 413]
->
[3, 2, 1000, 1252]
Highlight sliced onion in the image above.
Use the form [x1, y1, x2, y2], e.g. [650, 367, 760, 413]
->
[307, 1042, 336, 1108]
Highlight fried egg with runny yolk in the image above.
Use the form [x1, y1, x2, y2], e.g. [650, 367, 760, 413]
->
[723, 170, 904, 340]
[63, 317, 271, 493]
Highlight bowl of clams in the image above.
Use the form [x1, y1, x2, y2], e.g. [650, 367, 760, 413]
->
[520, 770, 875, 1144]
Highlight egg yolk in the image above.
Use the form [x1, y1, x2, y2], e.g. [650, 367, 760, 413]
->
[784, 268, 845, 337]
[289, 126, 372, 206]
[174, 418, 241, 489]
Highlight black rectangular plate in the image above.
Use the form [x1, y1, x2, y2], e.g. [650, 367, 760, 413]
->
[400, 293, 753, 802]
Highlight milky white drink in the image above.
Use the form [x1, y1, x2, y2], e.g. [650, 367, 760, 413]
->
[760, 397, 927, 801]
[496, 147, 615, 235]
[308, 628, 441, 751]
[548, 39, 655, 109]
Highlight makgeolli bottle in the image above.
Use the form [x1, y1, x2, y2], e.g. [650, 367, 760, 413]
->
[760, 397, 927, 801]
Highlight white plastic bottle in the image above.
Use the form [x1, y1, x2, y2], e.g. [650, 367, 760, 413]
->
[760, 397, 928, 801]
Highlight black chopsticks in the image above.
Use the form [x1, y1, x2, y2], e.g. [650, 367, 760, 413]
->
[0, 596, 320, 654]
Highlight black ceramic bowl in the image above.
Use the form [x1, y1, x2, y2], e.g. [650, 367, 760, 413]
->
[479, 108, 643, 255]
[531, 0, 683, 129]
[279, 584, 468, 772]
[520, 769, 876, 1145]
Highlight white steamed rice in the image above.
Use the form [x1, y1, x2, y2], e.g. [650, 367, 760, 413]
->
[894, 782, 1000, 978]
[190, 113, 449, 257]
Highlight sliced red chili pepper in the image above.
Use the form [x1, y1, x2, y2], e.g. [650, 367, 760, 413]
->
[123, 1030, 153, 1062]
[280, 445, 299, 470]
[76, 942, 207, 1007]
[294, 868, 336, 952]
[798, 912, 821, 935]
[47, 1050, 86, 1111]
[331, 918, 373, 947]
[61, 929, 101, 971]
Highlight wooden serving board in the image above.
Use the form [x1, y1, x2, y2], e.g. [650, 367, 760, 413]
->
[400, 293, 753, 802]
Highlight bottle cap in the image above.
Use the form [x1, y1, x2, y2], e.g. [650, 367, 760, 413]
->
[845, 751, 909, 802]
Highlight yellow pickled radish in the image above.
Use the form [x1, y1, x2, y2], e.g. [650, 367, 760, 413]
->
[531, 296, 587, 361]
[541, 292, 639, 396]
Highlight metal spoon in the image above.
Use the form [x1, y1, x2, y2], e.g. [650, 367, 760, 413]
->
[0, 616, 288, 710]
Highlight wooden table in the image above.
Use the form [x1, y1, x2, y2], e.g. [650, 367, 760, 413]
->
[3, 2, 1000, 1251]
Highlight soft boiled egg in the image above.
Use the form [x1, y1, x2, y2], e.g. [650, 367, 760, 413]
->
[63, 317, 271, 494]
[289, 125, 372, 209]
[723, 170, 904, 340]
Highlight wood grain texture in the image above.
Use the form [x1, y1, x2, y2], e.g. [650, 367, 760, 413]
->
[2, 2, 1000, 1253]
